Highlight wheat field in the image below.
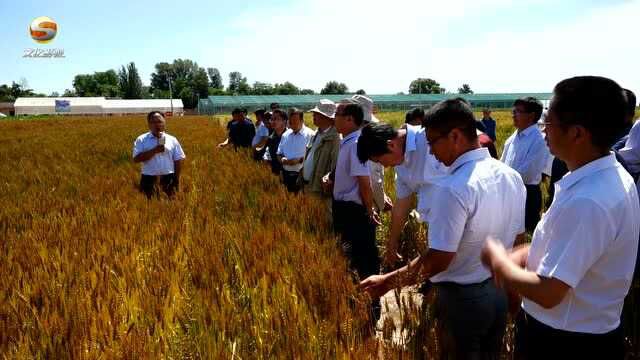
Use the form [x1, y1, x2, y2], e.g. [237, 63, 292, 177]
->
[1, 112, 637, 359]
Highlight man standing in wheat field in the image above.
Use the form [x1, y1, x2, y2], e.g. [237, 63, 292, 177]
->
[133, 111, 186, 199]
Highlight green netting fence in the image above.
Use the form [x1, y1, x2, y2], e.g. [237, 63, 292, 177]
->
[198, 93, 552, 115]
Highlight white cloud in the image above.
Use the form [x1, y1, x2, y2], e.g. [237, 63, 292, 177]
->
[201, 0, 640, 94]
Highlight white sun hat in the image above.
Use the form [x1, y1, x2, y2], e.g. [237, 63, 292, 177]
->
[350, 94, 380, 123]
[308, 99, 337, 119]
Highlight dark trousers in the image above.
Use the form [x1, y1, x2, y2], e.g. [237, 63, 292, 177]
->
[332, 200, 381, 320]
[253, 148, 265, 161]
[514, 311, 624, 360]
[140, 174, 178, 199]
[282, 170, 301, 193]
[435, 279, 507, 360]
[525, 184, 542, 233]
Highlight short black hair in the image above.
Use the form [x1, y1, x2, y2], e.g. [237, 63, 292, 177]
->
[272, 108, 288, 122]
[453, 97, 471, 106]
[254, 109, 266, 117]
[288, 107, 304, 122]
[147, 111, 164, 122]
[338, 102, 364, 126]
[357, 123, 398, 164]
[514, 97, 543, 120]
[270, 102, 280, 110]
[409, 107, 425, 121]
[405, 111, 412, 123]
[423, 98, 478, 142]
[552, 76, 627, 150]
[232, 108, 243, 115]
[623, 89, 637, 117]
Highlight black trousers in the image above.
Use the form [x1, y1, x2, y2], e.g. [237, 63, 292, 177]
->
[514, 311, 624, 360]
[332, 200, 381, 320]
[282, 170, 301, 193]
[525, 184, 542, 233]
[435, 279, 507, 360]
[140, 174, 178, 199]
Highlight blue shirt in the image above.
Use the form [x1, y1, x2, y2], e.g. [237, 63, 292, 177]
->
[480, 118, 497, 142]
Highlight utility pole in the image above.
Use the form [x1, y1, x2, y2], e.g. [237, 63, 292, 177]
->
[168, 74, 174, 115]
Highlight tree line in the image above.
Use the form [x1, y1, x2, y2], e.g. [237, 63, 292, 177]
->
[0, 59, 475, 108]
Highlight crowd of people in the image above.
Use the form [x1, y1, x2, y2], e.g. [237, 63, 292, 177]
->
[133, 76, 640, 359]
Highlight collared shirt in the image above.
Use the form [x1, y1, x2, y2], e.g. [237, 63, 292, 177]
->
[277, 126, 315, 172]
[333, 129, 371, 205]
[133, 132, 186, 176]
[501, 123, 550, 185]
[418, 148, 526, 284]
[227, 119, 255, 148]
[303, 127, 326, 181]
[251, 122, 269, 147]
[523, 154, 640, 334]
[619, 120, 640, 184]
[395, 125, 448, 202]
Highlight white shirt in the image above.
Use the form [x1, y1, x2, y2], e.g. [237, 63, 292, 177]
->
[133, 132, 185, 176]
[418, 148, 526, 284]
[501, 123, 550, 185]
[333, 129, 371, 205]
[369, 162, 385, 211]
[277, 126, 315, 172]
[395, 125, 448, 201]
[619, 120, 640, 189]
[251, 122, 269, 147]
[523, 154, 640, 334]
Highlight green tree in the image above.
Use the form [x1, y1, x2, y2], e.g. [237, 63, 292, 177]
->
[149, 59, 210, 108]
[73, 70, 119, 97]
[252, 82, 275, 95]
[207, 68, 223, 89]
[320, 81, 348, 95]
[355, 89, 366, 95]
[228, 71, 250, 95]
[118, 62, 143, 99]
[458, 83, 473, 94]
[274, 81, 300, 95]
[300, 89, 315, 95]
[408, 78, 445, 94]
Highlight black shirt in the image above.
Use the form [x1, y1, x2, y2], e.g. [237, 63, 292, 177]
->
[266, 132, 283, 174]
[227, 119, 256, 148]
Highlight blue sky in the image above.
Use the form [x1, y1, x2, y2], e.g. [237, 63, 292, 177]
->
[1, 0, 638, 95]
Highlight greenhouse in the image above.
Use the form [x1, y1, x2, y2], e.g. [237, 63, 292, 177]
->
[198, 93, 553, 114]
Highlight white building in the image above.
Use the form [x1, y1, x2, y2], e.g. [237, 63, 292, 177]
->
[102, 99, 184, 115]
[14, 97, 184, 116]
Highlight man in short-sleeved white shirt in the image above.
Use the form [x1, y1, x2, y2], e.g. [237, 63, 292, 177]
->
[277, 108, 315, 193]
[133, 111, 186, 198]
[356, 123, 448, 266]
[332, 100, 381, 320]
[501, 97, 550, 232]
[482, 76, 640, 359]
[361, 99, 526, 358]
